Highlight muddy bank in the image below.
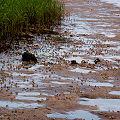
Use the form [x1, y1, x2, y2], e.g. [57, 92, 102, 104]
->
[0, 0, 120, 120]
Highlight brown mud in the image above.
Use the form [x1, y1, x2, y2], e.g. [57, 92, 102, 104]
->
[0, 0, 120, 120]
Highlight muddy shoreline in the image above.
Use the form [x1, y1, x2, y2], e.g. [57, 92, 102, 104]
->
[0, 0, 120, 120]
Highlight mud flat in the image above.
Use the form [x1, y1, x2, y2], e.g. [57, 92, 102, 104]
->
[0, 0, 120, 119]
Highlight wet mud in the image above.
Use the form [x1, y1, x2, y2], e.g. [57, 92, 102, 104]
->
[0, 0, 120, 119]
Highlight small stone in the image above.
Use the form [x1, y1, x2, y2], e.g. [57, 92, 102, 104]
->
[70, 34, 73, 37]
[6, 105, 8, 108]
[94, 58, 100, 64]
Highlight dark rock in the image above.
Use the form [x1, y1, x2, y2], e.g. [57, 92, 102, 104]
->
[70, 34, 73, 37]
[71, 60, 78, 65]
[22, 51, 37, 63]
[94, 58, 100, 64]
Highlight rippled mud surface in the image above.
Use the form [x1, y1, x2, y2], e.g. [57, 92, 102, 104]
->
[0, 0, 120, 119]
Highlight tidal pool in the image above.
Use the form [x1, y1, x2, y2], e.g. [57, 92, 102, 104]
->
[18, 92, 40, 96]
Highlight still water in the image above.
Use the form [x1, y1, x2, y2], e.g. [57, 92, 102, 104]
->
[101, 0, 120, 7]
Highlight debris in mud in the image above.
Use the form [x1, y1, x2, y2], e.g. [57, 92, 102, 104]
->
[94, 58, 101, 64]
[81, 60, 88, 64]
[39, 29, 59, 35]
[22, 51, 37, 63]
[71, 60, 78, 65]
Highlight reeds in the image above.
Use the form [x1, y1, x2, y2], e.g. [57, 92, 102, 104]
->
[0, 0, 63, 50]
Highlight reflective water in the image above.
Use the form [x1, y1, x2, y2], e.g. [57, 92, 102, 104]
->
[16, 96, 46, 101]
[85, 81, 113, 87]
[107, 80, 114, 83]
[109, 91, 120, 95]
[71, 68, 95, 73]
[78, 98, 120, 112]
[18, 92, 40, 96]
[51, 81, 68, 85]
[0, 101, 44, 109]
[101, 32, 116, 38]
[47, 110, 100, 120]
[0, 115, 5, 118]
[101, 0, 120, 7]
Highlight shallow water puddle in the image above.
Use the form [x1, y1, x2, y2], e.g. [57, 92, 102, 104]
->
[51, 81, 68, 85]
[0, 101, 44, 109]
[101, 0, 120, 7]
[41, 92, 54, 96]
[47, 110, 100, 120]
[109, 91, 120, 95]
[85, 81, 113, 87]
[63, 15, 96, 35]
[17, 82, 33, 88]
[18, 92, 40, 96]
[107, 80, 114, 83]
[101, 31, 116, 38]
[71, 68, 95, 73]
[16, 92, 46, 101]
[0, 115, 5, 118]
[16, 96, 46, 101]
[78, 98, 120, 112]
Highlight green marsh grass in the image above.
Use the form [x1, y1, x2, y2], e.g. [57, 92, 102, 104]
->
[0, 0, 63, 50]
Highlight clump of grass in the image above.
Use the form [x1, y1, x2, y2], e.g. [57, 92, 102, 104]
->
[0, 0, 63, 50]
